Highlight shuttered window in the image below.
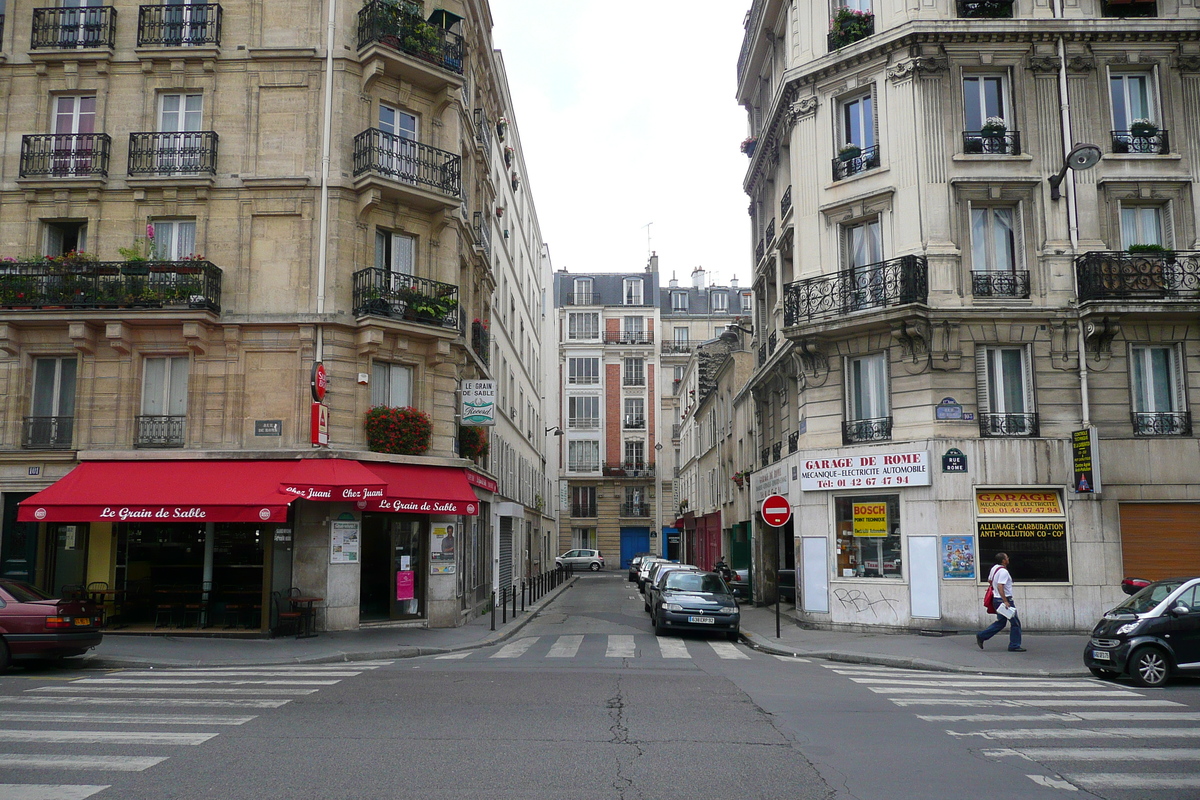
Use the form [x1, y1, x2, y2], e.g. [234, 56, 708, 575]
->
[1119, 504, 1200, 581]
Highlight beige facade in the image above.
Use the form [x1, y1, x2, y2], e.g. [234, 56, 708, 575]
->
[738, 0, 1199, 630]
[0, 0, 553, 631]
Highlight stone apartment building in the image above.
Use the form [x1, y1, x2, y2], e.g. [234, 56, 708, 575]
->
[737, 0, 1198, 630]
[0, 0, 555, 633]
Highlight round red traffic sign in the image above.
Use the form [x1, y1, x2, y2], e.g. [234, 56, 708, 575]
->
[311, 362, 328, 402]
[760, 494, 792, 527]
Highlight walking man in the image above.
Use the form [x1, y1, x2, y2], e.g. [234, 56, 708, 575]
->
[976, 552, 1025, 652]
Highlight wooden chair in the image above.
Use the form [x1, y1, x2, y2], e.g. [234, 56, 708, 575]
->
[86, 581, 109, 627]
[182, 582, 211, 629]
[154, 587, 183, 629]
[271, 591, 302, 638]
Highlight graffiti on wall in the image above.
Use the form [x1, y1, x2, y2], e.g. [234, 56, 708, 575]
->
[833, 587, 901, 619]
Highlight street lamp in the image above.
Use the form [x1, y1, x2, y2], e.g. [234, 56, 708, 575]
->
[545, 426, 564, 436]
[1048, 143, 1102, 201]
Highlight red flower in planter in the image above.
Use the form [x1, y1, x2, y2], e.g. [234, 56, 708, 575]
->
[363, 405, 432, 455]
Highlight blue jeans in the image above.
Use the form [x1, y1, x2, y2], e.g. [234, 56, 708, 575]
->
[978, 601, 1022, 649]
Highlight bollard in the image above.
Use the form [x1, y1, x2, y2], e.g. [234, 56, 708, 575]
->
[521, 580, 526, 612]
[512, 583, 517, 617]
[502, 586, 507, 624]
[776, 591, 781, 639]
[490, 590, 496, 631]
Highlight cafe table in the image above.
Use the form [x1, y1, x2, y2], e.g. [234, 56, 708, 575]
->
[289, 596, 324, 638]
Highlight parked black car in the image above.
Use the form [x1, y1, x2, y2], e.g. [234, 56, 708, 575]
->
[1084, 577, 1200, 687]
[650, 570, 740, 641]
[627, 553, 652, 583]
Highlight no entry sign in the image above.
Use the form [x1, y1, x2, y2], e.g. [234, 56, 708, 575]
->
[760, 494, 792, 528]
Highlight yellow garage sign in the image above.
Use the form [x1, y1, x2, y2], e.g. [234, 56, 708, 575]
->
[976, 491, 1063, 516]
[852, 502, 888, 537]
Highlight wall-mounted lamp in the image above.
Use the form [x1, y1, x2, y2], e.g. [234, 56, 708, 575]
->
[1048, 143, 1102, 201]
[545, 426, 564, 436]
[719, 322, 754, 344]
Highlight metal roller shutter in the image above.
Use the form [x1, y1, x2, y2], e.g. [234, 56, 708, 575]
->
[1118, 503, 1200, 581]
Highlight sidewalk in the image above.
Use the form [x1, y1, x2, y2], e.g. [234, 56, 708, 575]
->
[79, 578, 1091, 677]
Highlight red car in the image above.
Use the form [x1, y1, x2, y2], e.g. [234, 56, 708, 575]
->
[0, 580, 102, 672]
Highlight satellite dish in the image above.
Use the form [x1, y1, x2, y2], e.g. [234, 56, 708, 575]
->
[1066, 144, 1102, 171]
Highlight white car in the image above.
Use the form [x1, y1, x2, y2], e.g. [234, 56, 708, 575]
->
[556, 549, 605, 571]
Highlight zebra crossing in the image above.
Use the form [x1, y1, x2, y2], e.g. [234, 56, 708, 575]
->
[825, 663, 1200, 795]
[432, 634, 807, 663]
[0, 661, 393, 800]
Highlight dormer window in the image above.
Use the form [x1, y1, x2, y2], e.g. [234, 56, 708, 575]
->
[624, 278, 643, 305]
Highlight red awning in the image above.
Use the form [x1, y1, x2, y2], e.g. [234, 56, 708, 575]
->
[362, 463, 480, 516]
[18, 461, 297, 524]
[279, 459, 387, 502]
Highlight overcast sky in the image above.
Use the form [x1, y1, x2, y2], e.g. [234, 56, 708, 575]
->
[492, 2, 751, 288]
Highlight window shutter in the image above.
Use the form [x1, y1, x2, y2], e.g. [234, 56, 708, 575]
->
[1162, 203, 1175, 250]
[975, 347, 991, 414]
[142, 357, 166, 415]
[168, 356, 189, 416]
[1172, 344, 1187, 414]
[1022, 345, 1036, 413]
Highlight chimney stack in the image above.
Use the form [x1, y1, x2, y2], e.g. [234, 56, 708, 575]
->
[691, 267, 706, 289]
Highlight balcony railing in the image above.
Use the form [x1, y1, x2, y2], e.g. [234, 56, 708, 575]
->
[471, 319, 490, 367]
[352, 268, 460, 330]
[605, 330, 654, 345]
[624, 416, 646, 430]
[662, 340, 701, 354]
[623, 374, 646, 387]
[761, 448, 770, 467]
[20, 134, 112, 178]
[972, 270, 1030, 298]
[471, 211, 491, 260]
[765, 219, 775, 246]
[1076, 251, 1200, 301]
[472, 108, 492, 157]
[1111, 130, 1169, 155]
[357, 0, 464, 75]
[620, 503, 650, 518]
[128, 131, 218, 175]
[137, 3, 222, 46]
[671, 423, 682, 439]
[570, 504, 598, 518]
[962, 130, 1021, 155]
[23, 416, 74, 450]
[781, 185, 792, 219]
[603, 462, 655, 478]
[31, 6, 117, 49]
[784, 255, 928, 325]
[1131, 411, 1192, 437]
[569, 418, 600, 430]
[755, 239, 765, 263]
[758, 343, 767, 366]
[563, 293, 594, 306]
[0, 260, 222, 312]
[772, 442, 782, 461]
[956, 0, 1015, 17]
[567, 462, 599, 474]
[788, 431, 799, 453]
[979, 413, 1039, 437]
[353, 129, 461, 197]
[832, 145, 881, 181]
[842, 417, 893, 445]
[135, 415, 186, 448]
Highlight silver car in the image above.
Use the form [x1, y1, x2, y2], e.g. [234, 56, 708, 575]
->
[555, 549, 605, 571]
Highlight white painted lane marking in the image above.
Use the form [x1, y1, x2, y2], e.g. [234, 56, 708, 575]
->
[606, 635, 636, 658]
[1066, 773, 1200, 790]
[709, 642, 750, 660]
[30, 687, 317, 696]
[920, 712, 1200, 723]
[869, 687, 1139, 697]
[112, 671, 362, 678]
[547, 636, 583, 658]
[491, 637, 539, 659]
[1026, 776, 1078, 791]
[0, 695, 290, 708]
[433, 653, 471, 660]
[773, 655, 811, 662]
[0, 755, 167, 771]
[0, 730, 217, 746]
[891, 698, 1182, 708]
[851, 678, 1119, 688]
[952, 727, 1200, 741]
[984, 747, 1200, 761]
[69, 678, 339, 686]
[657, 639, 690, 659]
[0, 712, 253, 726]
[0, 784, 111, 799]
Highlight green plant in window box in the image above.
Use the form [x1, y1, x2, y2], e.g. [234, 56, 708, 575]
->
[1127, 243, 1169, 253]
[828, 6, 874, 49]
[364, 405, 432, 455]
[837, 142, 861, 162]
[1129, 118, 1158, 137]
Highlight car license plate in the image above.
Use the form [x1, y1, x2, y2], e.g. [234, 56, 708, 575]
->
[688, 616, 714, 624]
[1091, 650, 1110, 660]
[75, 618, 92, 626]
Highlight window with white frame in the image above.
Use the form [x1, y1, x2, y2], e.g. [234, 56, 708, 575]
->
[1110, 72, 1157, 134]
[1130, 344, 1188, 435]
[977, 346, 1036, 435]
[567, 312, 599, 340]
[139, 356, 188, 446]
[836, 0, 872, 12]
[622, 315, 645, 342]
[1120, 204, 1170, 250]
[674, 327, 689, 344]
[843, 218, 884, 309]
[376, 230, 415, 275]
[568, 440, 600, 472]
[741, 292, 753, 311]
[710, 291, 728, 312]
[152, 219, 197, 260]
[624, 397, 645, 429]
[963, 75, 1008, 132]
[28, 356, 77, 448]
[568, 395, 599, 429]
[623, 357, 645, 386]
[157, 92, 205, 172]
[567, 357, 599, 385]
[624, 440, 645, 469]
[623, 278, 643, 305]
[672, 292, 688, 311]
[573, 278, 593, 305]
[371, 362, 413, 407]
[841, 91, 876, 152]
[43, 220, 87, 257]
[845, 353, 889, 442]
[971, 207, 1017, 272]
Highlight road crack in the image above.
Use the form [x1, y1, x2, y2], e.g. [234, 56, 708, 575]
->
[607, 675, 645, 800]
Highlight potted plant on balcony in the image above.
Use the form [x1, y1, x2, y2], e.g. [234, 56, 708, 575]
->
[458, 425, 488, 461]
[503, 146, 514, 168]
[1130, 118, 1159, 137]
[838, 142, 862, 162]
[740, 137, 758, 156]
[364, 405, 432, 455]
[496, 116, 508, 142]
[828, 6, 874, 49]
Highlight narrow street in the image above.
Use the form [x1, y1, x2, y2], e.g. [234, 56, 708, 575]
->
[1, 574, 1198, 800]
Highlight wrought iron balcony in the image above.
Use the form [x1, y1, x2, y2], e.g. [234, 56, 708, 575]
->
[956, 0, 1015, 17]
[781, 185, 792, 218]
[471, 319, 490, 367]
[624, 416, 646, 430]
[972, 270, 1030, 298]
[0, 260, 222, 312]
[563, 292, 594, 306]
[352, 268, 460, 329]
[23, 416, 74, 450]
[788, 431, 799, 453]
[603, 462, 655, 478]
[567, 462, 599, 474]
[128, 131, 218, 176]
[20, 134, 112, 178]
[979, 413, 1039, 437]
[569, 418, 600, 430]
[671, 423, 682, 439]
[784, 255, 928, 325]
[769, 331, 777, 353]
[1131, 411, 1192, 437]
[842, 417, 892, 445]
[962, 130, 1021, 155]
[758, 343, 767, 367]
[771, 442, 782, 462]
[471, 211, 491, 260]
[755, 239, 765, 263]
[472, 108, 492, 157]
[357, 0, 464, 75]
[31, 6, 116, 49]
[765, 219, 775, 246]
[662, 340, 701, 354]
[1111, 130, 1169, 155]
[833, 145, 881, 181]
[761, 448, 770, 467]
[353, 129, 461, 198]
[620, 503, 650, 518]
[1101, 0, 1157, 17]
[137, 3, 222, 46]
[570, 504, 598, 518]
[135, 415, 186, 448]
[1076, 251, 1200, 301]
[623, 374, 646, 387]
[606, 330, 654, 345]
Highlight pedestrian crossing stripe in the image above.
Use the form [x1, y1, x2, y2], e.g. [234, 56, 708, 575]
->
[0, 696, 289, 708]
[950, 727, 1200, 741]
[0, 712, 255, 726]
[986, 747, 1200, 761]
[0, 786, 110, 800]
[0, 730, 218, 746]
[0, 755, 167, 772]
[472, 635, 758, 661]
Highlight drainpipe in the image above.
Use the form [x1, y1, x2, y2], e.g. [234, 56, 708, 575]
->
[315, 0, 338, 363]
[1053, 0, 1090, 427]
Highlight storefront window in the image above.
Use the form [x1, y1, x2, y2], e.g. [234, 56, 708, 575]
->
[975, 490, 1069, 582]
[834, 494, 901, 578]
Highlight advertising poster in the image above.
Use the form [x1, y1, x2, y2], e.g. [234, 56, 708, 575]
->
[941, 536, 975, 580]
[396, 570, 415, 601]
[330, 519, 360, 564]
[852, 501, 888, 537]
[430, 523, 457, 574]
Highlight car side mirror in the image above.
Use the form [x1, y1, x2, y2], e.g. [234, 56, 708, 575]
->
[1169, 603, 1191, 618]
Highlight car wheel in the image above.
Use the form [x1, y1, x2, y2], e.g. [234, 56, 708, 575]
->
[643, 599, 650, 613]
[0, 638, 9, 673]
[727, 629, 740, 643]
[1088, 667, 1117, 680]
[654, 617, 667, 637]
[1128, 646, 1171, 688]
[589, 562, 601, 572]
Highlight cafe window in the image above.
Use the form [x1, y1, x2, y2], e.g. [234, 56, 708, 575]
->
[834, 494, 901, 579]
[975, 490, 1069, 582]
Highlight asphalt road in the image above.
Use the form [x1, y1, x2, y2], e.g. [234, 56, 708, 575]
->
[1, 572, 1198, 800]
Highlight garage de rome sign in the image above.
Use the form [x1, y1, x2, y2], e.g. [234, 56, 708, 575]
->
[800, 451, 931, 491]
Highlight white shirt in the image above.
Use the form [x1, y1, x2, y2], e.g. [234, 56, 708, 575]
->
[990, 565, 1013, 600]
